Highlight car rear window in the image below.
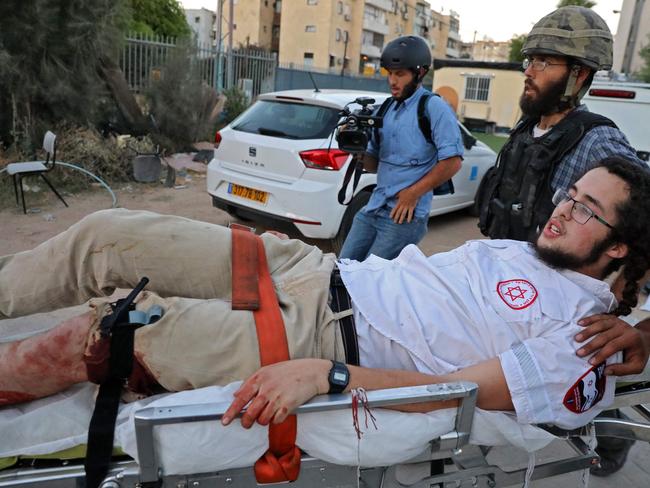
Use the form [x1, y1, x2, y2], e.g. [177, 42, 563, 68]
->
[231, 100, 341, 140]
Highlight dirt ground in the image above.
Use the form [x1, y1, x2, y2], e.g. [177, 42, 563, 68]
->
[0, 171, 229, 256]
[0, 164, 485, 256]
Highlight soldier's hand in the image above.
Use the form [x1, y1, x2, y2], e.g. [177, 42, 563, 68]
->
[575, 314, 650, 376]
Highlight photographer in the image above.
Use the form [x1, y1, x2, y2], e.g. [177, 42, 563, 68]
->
[338, 36, 463, 261]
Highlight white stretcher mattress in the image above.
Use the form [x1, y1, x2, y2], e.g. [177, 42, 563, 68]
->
[0, 382, 557, 475]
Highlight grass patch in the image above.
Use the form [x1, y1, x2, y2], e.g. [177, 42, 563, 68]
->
[472, 132, 507, 153]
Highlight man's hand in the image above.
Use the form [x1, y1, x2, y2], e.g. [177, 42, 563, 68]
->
[575, 315, 650, 376]
[221, 359, 330, 428]
[390, 186, 419, 223]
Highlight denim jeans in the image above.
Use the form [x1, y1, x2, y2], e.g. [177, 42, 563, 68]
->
[339, 207, 428, 261]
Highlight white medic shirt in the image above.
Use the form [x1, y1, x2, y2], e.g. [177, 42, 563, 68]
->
[337, 239, 619, 430]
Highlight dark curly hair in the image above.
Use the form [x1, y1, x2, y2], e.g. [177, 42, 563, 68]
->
[595, 157, 650, 316]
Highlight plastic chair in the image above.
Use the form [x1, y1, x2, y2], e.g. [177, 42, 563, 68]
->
[6, 131, 68, 214]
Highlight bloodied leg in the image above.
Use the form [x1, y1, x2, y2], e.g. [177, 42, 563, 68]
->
[0, 312, 92, 406]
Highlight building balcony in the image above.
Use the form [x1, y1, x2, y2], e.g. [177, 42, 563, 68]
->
[446, 46, 460, 58]
[447, 29, 461, 42]
[365, 0, 392, 12]
[363, 16, 389, 35]
[361, 42, 382, 58]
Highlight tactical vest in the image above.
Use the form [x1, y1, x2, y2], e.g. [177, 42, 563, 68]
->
[478, 110, 616, 242]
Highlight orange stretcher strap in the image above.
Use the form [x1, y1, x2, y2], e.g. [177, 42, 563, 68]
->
[231, 224, 260, 310]
[231, 228, 301, 483]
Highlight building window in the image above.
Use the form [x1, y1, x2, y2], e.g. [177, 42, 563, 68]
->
[195, 17, 200, 23]
[304, 52, 314, 67]
[330, 55, 336, 67]
[263, 25, 267, 33]
[464, 76, 491, 102]
[337, 1, 343, 14]
[307, 0, 318, 4]
[336, 28, 342, 41]
[272, 25, 280, 37]
[305, 25, 316, 32]
[265, 0, 268, 5]
[274, 1, 282, 13]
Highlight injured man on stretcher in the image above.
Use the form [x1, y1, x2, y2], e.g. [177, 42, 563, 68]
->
[1, 157, 649, 435]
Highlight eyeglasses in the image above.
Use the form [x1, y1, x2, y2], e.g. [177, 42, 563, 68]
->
[551, 189, 615, 230]
[522, 58, 568, 72]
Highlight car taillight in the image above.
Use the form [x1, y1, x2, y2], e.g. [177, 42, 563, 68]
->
[299, 149, 350, 170]
[214, 131, 222, 148]
[588, 88, 636, 99]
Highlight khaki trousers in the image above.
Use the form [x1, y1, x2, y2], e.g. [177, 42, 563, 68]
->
[0, 209, 344, 391]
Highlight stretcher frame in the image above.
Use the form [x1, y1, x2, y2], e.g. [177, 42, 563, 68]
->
[1, 380, 649, 488]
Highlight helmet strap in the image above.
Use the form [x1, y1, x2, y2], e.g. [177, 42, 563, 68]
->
[561, 64, 582, 108]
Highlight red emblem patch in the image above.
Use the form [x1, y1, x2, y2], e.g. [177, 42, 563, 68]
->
[496, 279, 538, 310]
[563, 363, 607, 414]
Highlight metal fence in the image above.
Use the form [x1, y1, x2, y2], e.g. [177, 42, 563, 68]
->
[120, 33, 389, 99]
[120, 33, 277, 99]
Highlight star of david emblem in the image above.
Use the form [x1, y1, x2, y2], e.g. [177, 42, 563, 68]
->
[497, 279, 538, 310]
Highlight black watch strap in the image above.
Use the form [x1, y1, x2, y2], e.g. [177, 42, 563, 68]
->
[328, 361, 350, 394]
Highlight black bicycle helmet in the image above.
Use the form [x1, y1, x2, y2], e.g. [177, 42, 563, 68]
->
[380, 35, 432, 71]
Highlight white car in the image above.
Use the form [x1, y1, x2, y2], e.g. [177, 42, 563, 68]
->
[207, 89, 497, 250]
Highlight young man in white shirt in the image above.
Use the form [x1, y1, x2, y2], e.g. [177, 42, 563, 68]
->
[1, 158, 648, 433]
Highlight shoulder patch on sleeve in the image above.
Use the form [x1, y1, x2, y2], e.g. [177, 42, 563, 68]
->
[563, 363, 607, 414]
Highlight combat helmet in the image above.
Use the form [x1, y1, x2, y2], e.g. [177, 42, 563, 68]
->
[522, 6, 613, 105]
[522, 6, 612, 70]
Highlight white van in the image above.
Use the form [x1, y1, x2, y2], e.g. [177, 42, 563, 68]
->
[582, 81, 650, 162]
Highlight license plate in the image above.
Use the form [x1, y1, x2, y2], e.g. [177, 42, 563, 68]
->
[228, 183, 268, 204]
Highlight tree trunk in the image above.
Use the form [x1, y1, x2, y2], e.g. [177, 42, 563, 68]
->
[98, 56, 149, 135]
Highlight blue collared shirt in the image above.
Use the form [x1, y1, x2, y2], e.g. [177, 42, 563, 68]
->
[365, 86, 464, 219]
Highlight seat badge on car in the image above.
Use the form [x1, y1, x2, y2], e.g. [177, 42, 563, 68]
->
[249, 147, 257, 157]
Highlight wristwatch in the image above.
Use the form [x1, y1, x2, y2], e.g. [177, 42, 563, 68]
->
[327, 361, 350, 394]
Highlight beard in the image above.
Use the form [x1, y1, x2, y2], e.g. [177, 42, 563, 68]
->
[395, 73, 420, 102]
[533, 233, 614, 277]
[519, 71, 571, 118]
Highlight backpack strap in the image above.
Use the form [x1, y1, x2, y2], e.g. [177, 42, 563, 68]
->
[417, 93, 434, 145]
[418, 92, 456, 195]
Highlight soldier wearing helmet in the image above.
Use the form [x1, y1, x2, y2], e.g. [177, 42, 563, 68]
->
[477, 6, 649, 477]
[339, 36, 463, 261]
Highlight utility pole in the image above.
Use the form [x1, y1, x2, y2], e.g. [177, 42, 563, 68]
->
[341, 31, 349, 77]
[227, 0, 234, 89]
[215, 0, 224, 90]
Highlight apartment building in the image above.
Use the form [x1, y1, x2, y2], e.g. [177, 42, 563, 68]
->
[185, 8, 217, 46]
[613, 0, 650, 76]
[218, 0, 276, 49]
[191, 0, 461, 74]
[470, 39, 510, 63]
[430, 9, 460, 59]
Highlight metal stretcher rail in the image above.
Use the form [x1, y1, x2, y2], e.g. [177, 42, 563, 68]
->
[134, 382, 479, 484]
[3, 380, 650, 488]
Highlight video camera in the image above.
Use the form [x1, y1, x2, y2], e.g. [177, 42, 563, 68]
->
[336, 97, 383, 153]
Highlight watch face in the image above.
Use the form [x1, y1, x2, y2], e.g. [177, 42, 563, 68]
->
[329, 361, 350, 393]
[332, 371, 347, 383]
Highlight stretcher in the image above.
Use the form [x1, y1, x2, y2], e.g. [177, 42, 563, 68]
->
[1, 375, 649, 488]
